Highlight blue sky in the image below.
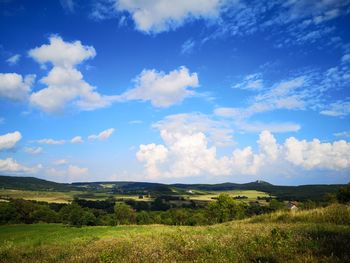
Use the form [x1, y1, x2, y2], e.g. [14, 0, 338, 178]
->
[0, 0, 350, 185]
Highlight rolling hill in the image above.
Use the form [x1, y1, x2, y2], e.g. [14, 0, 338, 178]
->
[0, 175, 345, 201]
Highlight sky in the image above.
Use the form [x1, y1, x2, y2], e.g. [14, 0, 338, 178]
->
[0, 0, 350, 185]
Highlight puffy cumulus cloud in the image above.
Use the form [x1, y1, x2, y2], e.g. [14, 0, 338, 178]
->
[0, 158, 41, 174]
[283, 138, 350, 170]
[0, 131, 22, 151]
[29, 62, 113, 113]
[120, 66, 199, 108]
[115, 0, 227, 33]
[24, 147, 43, 155]
[88, 128, 115, 141]
[136, 144, 168, 178]
[71, 136, 83, 144]
[154, 113, 233, 147]
[28, 35, 95, 68]
[27, 36, 197, 113]
[28, 36, 115, 113]
[0, 73, 35, 101]
[137, 125, 350, 179]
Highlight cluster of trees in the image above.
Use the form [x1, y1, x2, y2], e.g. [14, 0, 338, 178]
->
[0, 194, 277, 226]
[1, 184, 348, 227]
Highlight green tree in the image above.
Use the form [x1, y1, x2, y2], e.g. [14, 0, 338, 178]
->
[205, 194, 246, 224]
[114, 203, 136, 225]
[336, 184, 350, 204]
[0, 202, 17, 224]
[136, 211, 152, 224]
[82, 211, 97, 226]
[31, 205, 58, 223]
[59, 203, 85, 226]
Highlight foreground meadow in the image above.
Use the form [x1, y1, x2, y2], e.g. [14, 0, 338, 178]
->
[0, 204, 349, 263]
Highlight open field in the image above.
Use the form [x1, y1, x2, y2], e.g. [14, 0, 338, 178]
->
[0, 189, 155, 203]
[0, 188, 268, 204]
[0, 204, 349, 262]
[187, 189, 270, 202]
[0, 189, 78, 203]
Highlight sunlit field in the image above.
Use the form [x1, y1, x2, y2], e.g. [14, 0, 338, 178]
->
[0, 204, 349, 263]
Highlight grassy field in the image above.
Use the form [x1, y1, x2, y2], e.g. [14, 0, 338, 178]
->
[187, 189, 270, 202]
[0, 204, 349, 262]
[0, 189, 154, 203]
[0, 188, 268, 204]
[0, 189, 78, 203]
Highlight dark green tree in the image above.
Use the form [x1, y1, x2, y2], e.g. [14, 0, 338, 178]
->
[336, 184, 350, 204]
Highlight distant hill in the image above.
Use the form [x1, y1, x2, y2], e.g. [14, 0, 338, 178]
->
[175, 181, 342, 201]
[0, 175, 344, 201]
[0, 175, 76, 192]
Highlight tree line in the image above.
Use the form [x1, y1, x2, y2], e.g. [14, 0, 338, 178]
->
[1, 184, 349, 227]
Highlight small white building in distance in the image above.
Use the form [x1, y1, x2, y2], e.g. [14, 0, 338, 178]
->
[288, 202, 298, 211]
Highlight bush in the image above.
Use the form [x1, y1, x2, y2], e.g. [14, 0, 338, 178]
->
[114, 203, 136, 225]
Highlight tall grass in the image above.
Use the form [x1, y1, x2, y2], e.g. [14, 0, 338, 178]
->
[0, 204, 349, 262]
[249, 204, 350, 225]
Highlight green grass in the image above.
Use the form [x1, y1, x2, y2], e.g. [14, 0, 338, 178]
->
[1, 204, 349, 262]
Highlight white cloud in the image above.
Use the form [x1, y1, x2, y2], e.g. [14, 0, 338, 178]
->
[283, 137, 350, 170]
[6, 54, 21, 66]
[136, 144, 168, 179]
[129, 120, 143, 124]
[37, 138, 66, 145]
[28, 36, 196, 113]
[24, 147, 43, 155]
[68, 164, 89, 177]
[0, 131, 21, 151]
[334, 131, 350, 138]
[28, 36, 116, 113]
[154, 113, 234, 147]
[120, 66, 199, 107]
[0, 73, 35, 101]
[88, 128, 115, 141]
[71, 136, 83, 144]
[342, 53, 350, 64]
[46, 163, 89, 182]
[53, 159, 68, 165]
[0, 158, 41, 174]
[115, 0, 226, 33]
[237, 122, 301, 133]
[137, 126, 350, 179]
[233, 73, 263, 91]
[181, 39, 195, 54]
[29, 35, 95, 68]
[320, 101, 350, 117]
[60, 0, 75, 13]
